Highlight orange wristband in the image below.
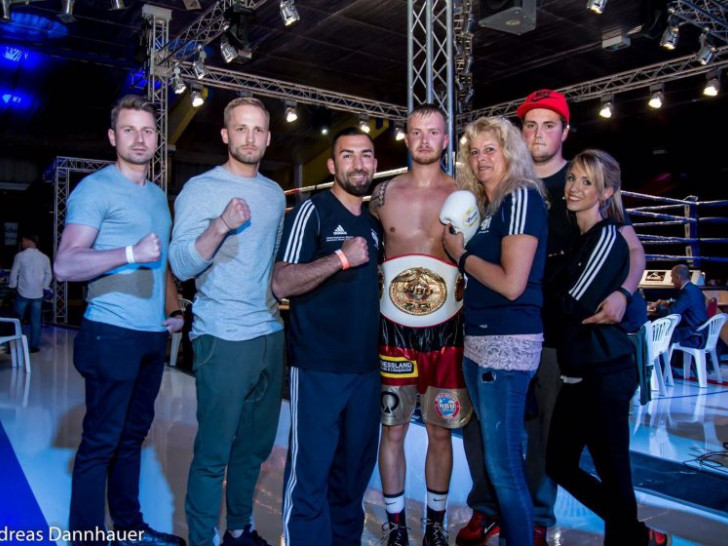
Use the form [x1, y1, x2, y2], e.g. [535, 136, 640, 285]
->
[335, 249, 350, 270]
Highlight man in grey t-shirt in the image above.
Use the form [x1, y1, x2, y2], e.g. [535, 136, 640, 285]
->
[170, 97, 285, 546]
[55, 95, 184, 546]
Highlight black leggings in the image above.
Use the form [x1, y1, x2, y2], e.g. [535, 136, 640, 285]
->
[546, 362, 648, 546]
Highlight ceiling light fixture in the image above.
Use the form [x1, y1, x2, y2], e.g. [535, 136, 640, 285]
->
[586, 0, 607, 15]
[660, 22, 679, 50]
[190, 84, 205, 107]
[358, 113, 371, 133]
[220, 36, 238, 63]
[697, 33, 716, 65]
[171, 66, 186, 95]
[648, 85, 664, 109]
[599, 96, 613, 118]
[284, 101, 298, 123]
[280, 0, 300, 27]
[192, 50, 207, 80]
[58, 0, 75, 23]
[703, 73, 720, 97]
[109, 0, 127, 11]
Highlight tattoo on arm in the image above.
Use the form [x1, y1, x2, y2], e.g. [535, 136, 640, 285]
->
[370, 180, 390, 216]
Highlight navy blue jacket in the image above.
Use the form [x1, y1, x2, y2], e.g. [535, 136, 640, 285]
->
[557, 218, 632, 377]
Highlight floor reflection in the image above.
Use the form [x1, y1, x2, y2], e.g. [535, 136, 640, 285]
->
[1, 326, 726, 545]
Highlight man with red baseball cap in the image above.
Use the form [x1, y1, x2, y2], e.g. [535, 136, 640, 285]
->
[457, 89, 648, 546]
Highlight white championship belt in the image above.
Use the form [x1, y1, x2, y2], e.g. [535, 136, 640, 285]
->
[380, 255, 464, 328]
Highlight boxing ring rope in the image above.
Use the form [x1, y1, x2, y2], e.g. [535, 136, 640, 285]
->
[283, 167, 408, 197]
[625, 191, 728, 267]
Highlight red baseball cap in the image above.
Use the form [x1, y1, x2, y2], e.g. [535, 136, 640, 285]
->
[516, 89, 570, 124]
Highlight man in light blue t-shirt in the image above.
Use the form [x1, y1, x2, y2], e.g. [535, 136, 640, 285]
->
[55, 95, 185, 546]
[170, 97, 285, 546]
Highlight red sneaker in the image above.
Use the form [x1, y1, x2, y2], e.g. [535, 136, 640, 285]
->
[455, 511, 500, 546]
[533, 526, 549, 546]
[648, 528, 672, 546]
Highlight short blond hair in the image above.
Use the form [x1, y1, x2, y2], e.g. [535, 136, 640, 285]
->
[223, 96, 270, 128]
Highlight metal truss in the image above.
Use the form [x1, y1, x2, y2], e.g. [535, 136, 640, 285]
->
[143, 4, 172, 191]
[460, 45, 728, 122]
[156, 0, 269, 68]
[408, 0, 455, 174]
[453, 0, 474, 114]
[669, 0, 728, 45]
[52, 157, 115, 325]
[177, 62, 408, 119]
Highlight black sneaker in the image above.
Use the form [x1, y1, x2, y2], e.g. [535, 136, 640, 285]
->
[381, 521, 409, 546]
[422, 519, 448, 546]
[221, 526, 271, 546]
[113, 526, 185, 546]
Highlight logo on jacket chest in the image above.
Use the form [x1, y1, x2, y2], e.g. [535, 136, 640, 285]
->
[326, 224, 349, 243]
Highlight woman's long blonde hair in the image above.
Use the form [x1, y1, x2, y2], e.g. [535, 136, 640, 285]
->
[569, 149, 625, 223]
[456, 116, 547, 216]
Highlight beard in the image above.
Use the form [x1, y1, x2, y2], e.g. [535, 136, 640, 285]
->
[118, 147, 154, 166]
[529, 145, 557, 165]
[410, 148, 442, 166]
[338, 169, 373, 197]
[229, 145, 265, 166]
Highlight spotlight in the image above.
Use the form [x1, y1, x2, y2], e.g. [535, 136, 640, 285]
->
[225, 4, 253, 50]
[190, 84, 205, 108]
[171, 66, 186, 95]
[648, 85, 664, 109]
[280, 0, 300, 27]
[697, 34, 716, 65]
[598, 96, 613, 119]
[586, 0, 607, 14]
[284, 102, 298, 123]
[703, 73, 720, 97]
[58, 0, 75, 23]
[192, 50, 207, 80]
[660, 22, 679, 50]
[1, 0, 10, 22]
[220, 36, 238, 63]
[358, 114, 371, 133]
[110, 0, 127, 10]
[394, 122, 405, 141]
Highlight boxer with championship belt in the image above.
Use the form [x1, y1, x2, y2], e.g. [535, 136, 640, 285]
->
[369, 104, 474, 546]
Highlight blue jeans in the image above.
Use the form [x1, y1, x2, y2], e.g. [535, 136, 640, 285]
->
[463, 357, 535, 546]
[14, 295, 42, 349]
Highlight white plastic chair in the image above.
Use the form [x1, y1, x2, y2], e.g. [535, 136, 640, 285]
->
[670, 313, 726, 388]
[0, 317, 31, 373]
[649, 314, 681, 396]
[169, 298, 192, 367]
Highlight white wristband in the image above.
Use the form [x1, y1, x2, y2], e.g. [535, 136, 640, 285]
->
[125, 245, 136, 264]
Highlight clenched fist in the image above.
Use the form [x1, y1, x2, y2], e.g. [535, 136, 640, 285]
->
[340, 237, 369, 268]
[132, 233, 161, 263]
[219, 198, 251, 232]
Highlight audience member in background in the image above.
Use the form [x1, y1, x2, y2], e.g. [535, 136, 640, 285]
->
[654, 264, 708, 347]
[9, 234, 52, 352]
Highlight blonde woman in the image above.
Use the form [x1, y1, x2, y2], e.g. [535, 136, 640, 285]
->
[443, 116, 548, 546]
[545, 149, 671, 546]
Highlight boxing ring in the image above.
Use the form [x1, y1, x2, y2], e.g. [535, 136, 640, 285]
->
[625, 191, 728, 272]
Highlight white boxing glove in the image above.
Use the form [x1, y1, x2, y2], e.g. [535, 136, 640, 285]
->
[439, 190, 480, 244]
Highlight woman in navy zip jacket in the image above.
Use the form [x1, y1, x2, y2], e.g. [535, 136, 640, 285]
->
[443, 116, 548, 546]
[545, 150, 670, 546]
